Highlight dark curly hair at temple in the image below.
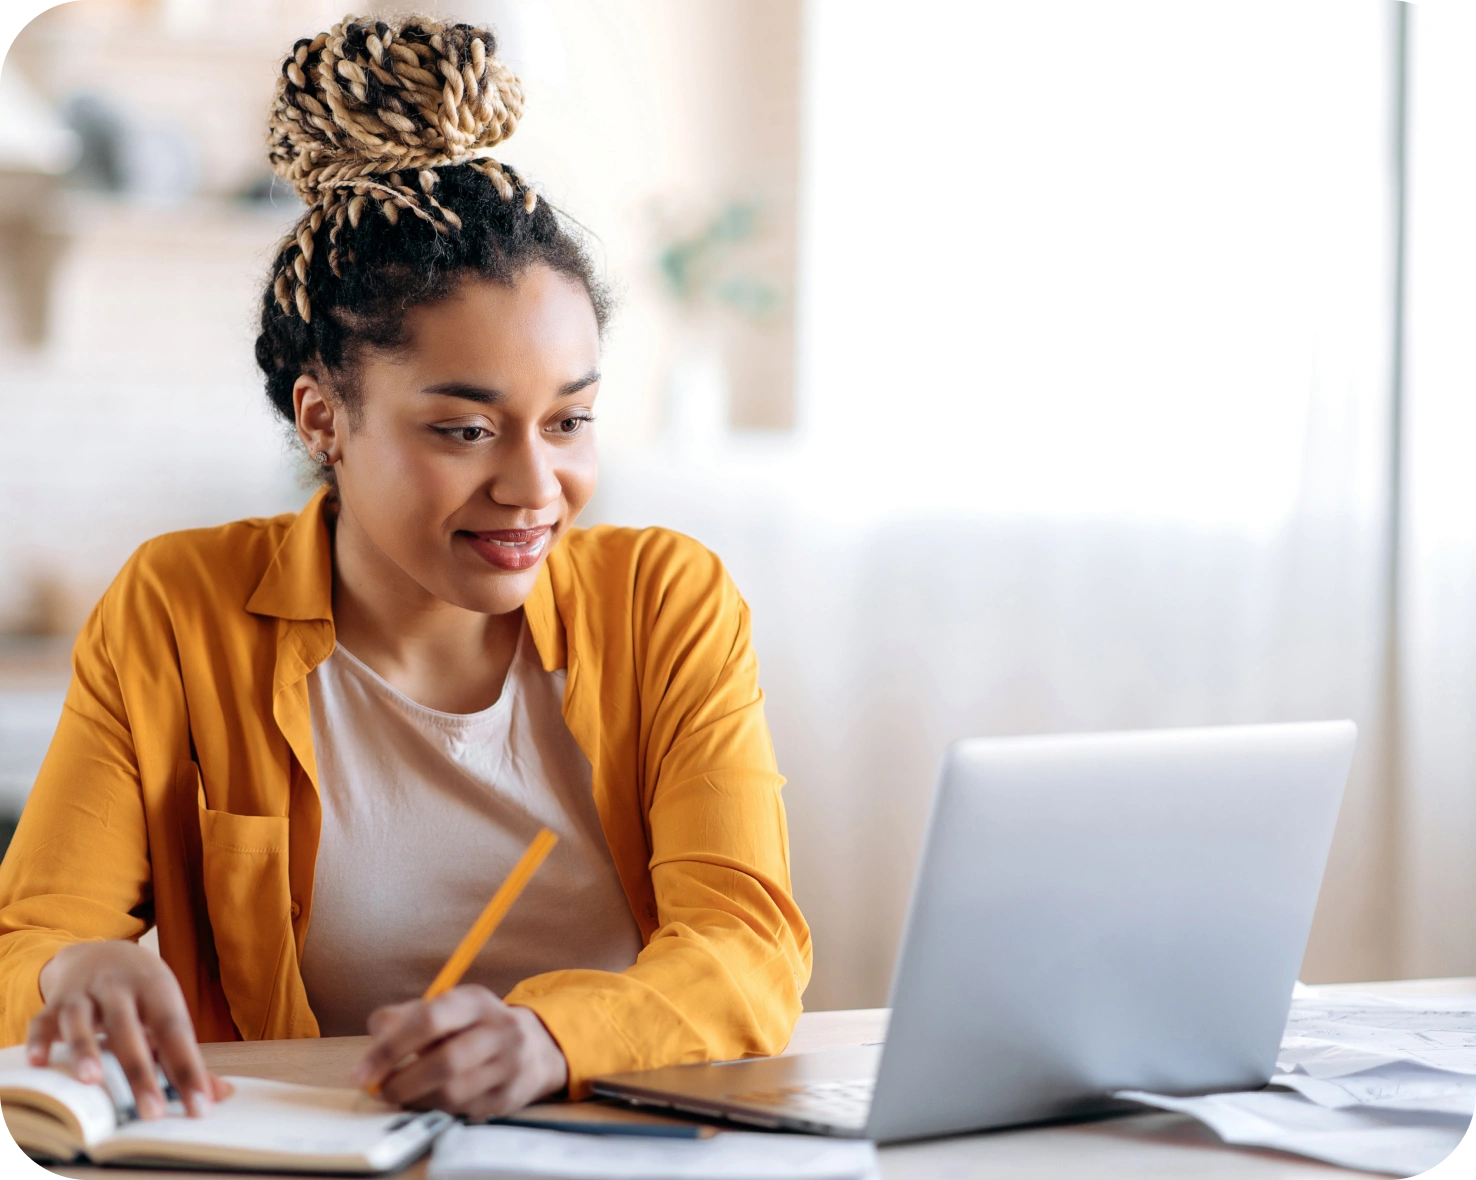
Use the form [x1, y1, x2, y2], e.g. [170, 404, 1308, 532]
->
[253, 14, 611, 436]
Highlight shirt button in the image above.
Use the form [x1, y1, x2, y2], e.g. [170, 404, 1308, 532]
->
[290, 900, 302, 918]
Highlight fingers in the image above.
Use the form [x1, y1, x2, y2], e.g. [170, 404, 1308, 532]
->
[381, 1022, 516, 1109]
[365, 1000, 415, 1041]
[30, 944, 220, 1121]
[462, 1076, 533, 1121]
[144, 1004, 214, 1118]
[429, 1063, 522, 1119]
[401, 1013, 565, 1117]
[210, 1075, 235, 1102]
[120, 956, 212, 1118]
[56, 994, 104, 1086]
[357, 993, 568, 1116]
[353, 1002, 417, 1090]
[94, 983, 168, 1119]
[353, 987, 502, 1091]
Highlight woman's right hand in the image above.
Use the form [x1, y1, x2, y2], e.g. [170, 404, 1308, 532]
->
[28, 940, 232, 1118]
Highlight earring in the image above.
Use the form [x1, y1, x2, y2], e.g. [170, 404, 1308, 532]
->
[314, 451, 330, 466]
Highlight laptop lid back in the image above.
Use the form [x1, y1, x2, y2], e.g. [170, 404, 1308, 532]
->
[866, 721, 1355, 1143]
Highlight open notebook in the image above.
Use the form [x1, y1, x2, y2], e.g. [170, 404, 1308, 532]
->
[0, 1044, 451, 1172]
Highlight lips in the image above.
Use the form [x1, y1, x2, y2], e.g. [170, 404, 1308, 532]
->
[461, 526, 552, 572]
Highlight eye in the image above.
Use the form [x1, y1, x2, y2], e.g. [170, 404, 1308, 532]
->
[443, 425, 488, 443]
[555, 414, 595, 435]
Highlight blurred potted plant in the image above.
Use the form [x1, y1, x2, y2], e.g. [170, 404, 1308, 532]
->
[654, 199, 782, 449]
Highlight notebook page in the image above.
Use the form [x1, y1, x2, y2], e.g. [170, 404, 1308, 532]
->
[95, 1076, 442, 1170]
[0, 1050, 120, 1149]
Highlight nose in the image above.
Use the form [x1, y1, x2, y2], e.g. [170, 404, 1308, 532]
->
[489, 428, 561, 512]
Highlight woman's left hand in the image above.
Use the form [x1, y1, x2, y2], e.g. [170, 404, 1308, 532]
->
[352, 986, 568, 1116]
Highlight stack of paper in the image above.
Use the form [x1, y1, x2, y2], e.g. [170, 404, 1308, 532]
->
[1120, 988, 1476, 1176]
[429, 1124, 881, 1180]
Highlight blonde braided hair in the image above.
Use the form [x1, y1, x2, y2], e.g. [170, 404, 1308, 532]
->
[267, 14, 536, 323]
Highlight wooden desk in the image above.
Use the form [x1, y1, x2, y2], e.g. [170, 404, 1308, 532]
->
[43, 979, 1476, 1180]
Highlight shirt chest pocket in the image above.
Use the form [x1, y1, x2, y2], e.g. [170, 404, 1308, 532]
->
[188, 768, 311, 1040]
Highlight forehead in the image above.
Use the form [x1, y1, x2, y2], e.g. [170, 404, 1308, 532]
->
[396, 268, 601, 376]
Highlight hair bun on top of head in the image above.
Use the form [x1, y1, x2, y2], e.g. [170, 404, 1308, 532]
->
[267, 13, 535, 321]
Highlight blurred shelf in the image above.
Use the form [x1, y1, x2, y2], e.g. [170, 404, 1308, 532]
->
[0, 641, 68, 857]
[54, 190, 302, 242]
[0, 634, 72, 690]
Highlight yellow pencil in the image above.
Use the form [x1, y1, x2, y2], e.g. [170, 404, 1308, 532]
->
[423, 827, 559, 1000]
[366, 827, 559, 1094]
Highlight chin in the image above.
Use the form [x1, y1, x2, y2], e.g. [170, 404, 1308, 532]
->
[444, 566, 544, 616]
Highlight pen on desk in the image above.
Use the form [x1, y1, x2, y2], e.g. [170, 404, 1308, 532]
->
[365, 827, 559, 1096]
[484, 1112, 717, 1139]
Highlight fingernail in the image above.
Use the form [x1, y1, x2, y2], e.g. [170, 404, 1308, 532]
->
[26, 1045, 45, 1065]
[186, 1089, 212, 1118]
[76, 1058, 102, 1084]
[139, 1093, 165, 1120]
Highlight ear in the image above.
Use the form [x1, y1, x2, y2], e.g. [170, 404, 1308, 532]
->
[294, 374, 341, 463]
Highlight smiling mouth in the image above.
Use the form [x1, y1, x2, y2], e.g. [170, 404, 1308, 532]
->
[461, 527, 552, 571]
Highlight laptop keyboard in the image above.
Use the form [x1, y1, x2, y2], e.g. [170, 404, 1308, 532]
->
[728, 1078, 875, 1128]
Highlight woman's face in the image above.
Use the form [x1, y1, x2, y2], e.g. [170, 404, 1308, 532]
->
[295, 265, 601, 616]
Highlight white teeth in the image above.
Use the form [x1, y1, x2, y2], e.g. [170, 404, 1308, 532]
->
[486, 534, 547, 551]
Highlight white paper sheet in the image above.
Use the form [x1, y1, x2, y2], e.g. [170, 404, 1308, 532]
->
[1273, 1063, 1476, 1118]
[1115, 991, 1476, 1175]
[1279, 994, 1476, 1079]
[1116, 1089, 1467, 1177]
[429, 1124, 881, 1180]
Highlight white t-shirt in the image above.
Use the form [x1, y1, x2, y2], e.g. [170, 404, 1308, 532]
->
[300, 619, 644, 1037]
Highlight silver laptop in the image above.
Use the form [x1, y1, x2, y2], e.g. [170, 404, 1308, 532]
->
[593, 722, 1356, 1144]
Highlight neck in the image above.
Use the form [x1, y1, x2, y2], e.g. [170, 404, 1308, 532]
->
[329, 497, 522, 713]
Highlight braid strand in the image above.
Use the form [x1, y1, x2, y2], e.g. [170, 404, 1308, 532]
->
[266, 14, 535, 322]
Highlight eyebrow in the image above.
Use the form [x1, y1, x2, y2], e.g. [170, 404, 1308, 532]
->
[420, 370, 601, 404]
[559, 370, 602, 396]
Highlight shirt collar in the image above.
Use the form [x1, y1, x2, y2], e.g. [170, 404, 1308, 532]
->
[245, 486, 335, 622]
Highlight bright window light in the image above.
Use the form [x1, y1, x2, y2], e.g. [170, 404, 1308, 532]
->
[796, 0, 1393, 531]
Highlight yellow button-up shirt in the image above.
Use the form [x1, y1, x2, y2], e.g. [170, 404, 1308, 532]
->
[0, 489, 811, 1095]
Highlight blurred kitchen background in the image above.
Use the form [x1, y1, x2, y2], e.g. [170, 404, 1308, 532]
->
[2, 0, 1475, 1009]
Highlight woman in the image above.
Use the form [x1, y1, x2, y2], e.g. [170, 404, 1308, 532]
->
[0, 15, 809, 1121]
